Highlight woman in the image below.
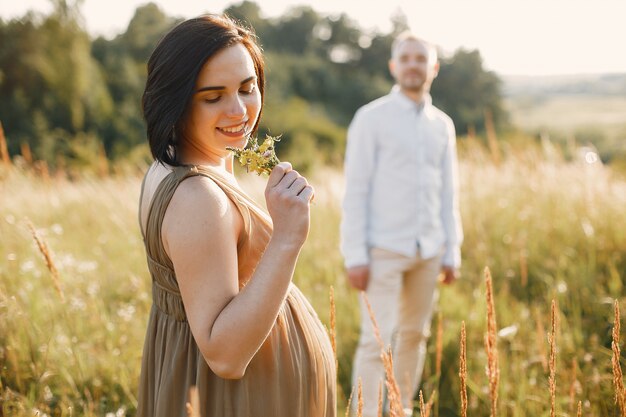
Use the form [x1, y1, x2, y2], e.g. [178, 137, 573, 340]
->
[136, 15, 336, 417]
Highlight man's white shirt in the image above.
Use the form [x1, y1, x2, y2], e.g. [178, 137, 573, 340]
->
[340, 88, 463, 269]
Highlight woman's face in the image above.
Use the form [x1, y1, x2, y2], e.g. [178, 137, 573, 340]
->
[182, 43, 262, 163]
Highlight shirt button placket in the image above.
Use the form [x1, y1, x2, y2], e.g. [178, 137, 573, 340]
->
[414, 108, 424, 245]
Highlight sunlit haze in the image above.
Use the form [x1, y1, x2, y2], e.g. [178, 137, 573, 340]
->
[2, 0, 625, 76]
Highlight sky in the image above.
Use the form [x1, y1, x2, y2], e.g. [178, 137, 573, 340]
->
[2, 0, 626, 76]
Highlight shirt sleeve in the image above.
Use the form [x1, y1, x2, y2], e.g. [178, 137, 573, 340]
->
[340, 108, 376, 268]
[440, 118, 464, 268]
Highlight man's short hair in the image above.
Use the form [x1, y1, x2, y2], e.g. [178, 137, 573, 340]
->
[391, 31, 438, 63]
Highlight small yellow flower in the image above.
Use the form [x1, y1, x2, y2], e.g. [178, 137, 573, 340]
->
[249, 159, 259, 173]
[227, 134, 281, 176]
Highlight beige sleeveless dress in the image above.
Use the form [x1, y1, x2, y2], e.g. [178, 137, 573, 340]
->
[136, 165, 336, 417]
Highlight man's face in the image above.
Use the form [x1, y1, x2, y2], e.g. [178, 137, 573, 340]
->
[389, 39, 438, 93]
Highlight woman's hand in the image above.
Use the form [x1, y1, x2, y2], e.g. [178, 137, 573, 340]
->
[265, 162, 314, 248]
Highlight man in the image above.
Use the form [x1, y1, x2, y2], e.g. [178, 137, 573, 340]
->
[340, 32, 463, 417]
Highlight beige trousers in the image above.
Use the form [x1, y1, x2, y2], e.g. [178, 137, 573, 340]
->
[352, 247, 442, 417]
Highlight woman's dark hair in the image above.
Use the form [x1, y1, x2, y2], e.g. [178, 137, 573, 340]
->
[142, 15, 265, 165]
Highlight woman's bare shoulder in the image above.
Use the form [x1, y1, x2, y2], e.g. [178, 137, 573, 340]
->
[171, 174, 232, 216]
[162, 173, 241, 253]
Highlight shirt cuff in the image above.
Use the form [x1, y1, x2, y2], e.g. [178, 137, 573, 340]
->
[442, 245, 461, 269]
[343, 246, 370, 269]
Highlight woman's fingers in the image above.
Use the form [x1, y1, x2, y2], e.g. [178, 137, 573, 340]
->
[267, 161, 292, 188]
[279, 170, 300, 191]
[266, 161, 313, 202]
[289, 177, 308, 195]
[298, 185, 315, 202]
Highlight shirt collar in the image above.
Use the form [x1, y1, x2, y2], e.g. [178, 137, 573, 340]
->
[390, 85, 432, 112]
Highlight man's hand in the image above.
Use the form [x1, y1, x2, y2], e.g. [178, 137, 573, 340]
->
[346, 265, 370, 291]
[441, 265, 457, 285]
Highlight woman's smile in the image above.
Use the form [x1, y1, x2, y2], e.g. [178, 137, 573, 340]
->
[217, 121, 249, 137]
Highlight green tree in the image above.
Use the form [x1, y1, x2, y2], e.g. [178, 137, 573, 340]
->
[90, 3, 178, 157]
[431, 49, 508, 134]
[0, 0, 509, 169]
[0, 0, 112, 163]
[223, 0, 271, 42]
[266, 6, 321, 55]
[120, 2, 178, 62]
[356, 32, 394, 78]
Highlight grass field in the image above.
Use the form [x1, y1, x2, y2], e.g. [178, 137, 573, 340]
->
[1, 140, 626, 416]
[504, 94, 626, 142]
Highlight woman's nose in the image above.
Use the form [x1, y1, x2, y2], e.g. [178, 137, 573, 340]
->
[226, 95, 246, 118]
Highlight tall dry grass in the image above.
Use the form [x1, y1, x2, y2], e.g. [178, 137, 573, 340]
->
[361, 291, 405, 416]
[459, 321, 468, 417]
[613, 300, 626, 416]
[2, 140, 626, 416]
[344, 385, 355, 417]
[357, 378, 363, 417]
[418, 390, 431, 417]
[330, 285, 338, 372]
[484, 267, 499, 416]
[26, 220, 65, 302]
[549, 299, 558, 417]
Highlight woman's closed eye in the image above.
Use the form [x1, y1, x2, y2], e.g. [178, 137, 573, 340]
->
[204, 95, 221, 103]
[239, 83, 256, 95]
[203, 85, 256, 104]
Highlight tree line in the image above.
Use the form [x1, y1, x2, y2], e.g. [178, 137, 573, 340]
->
[0, 0, 507, 171]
